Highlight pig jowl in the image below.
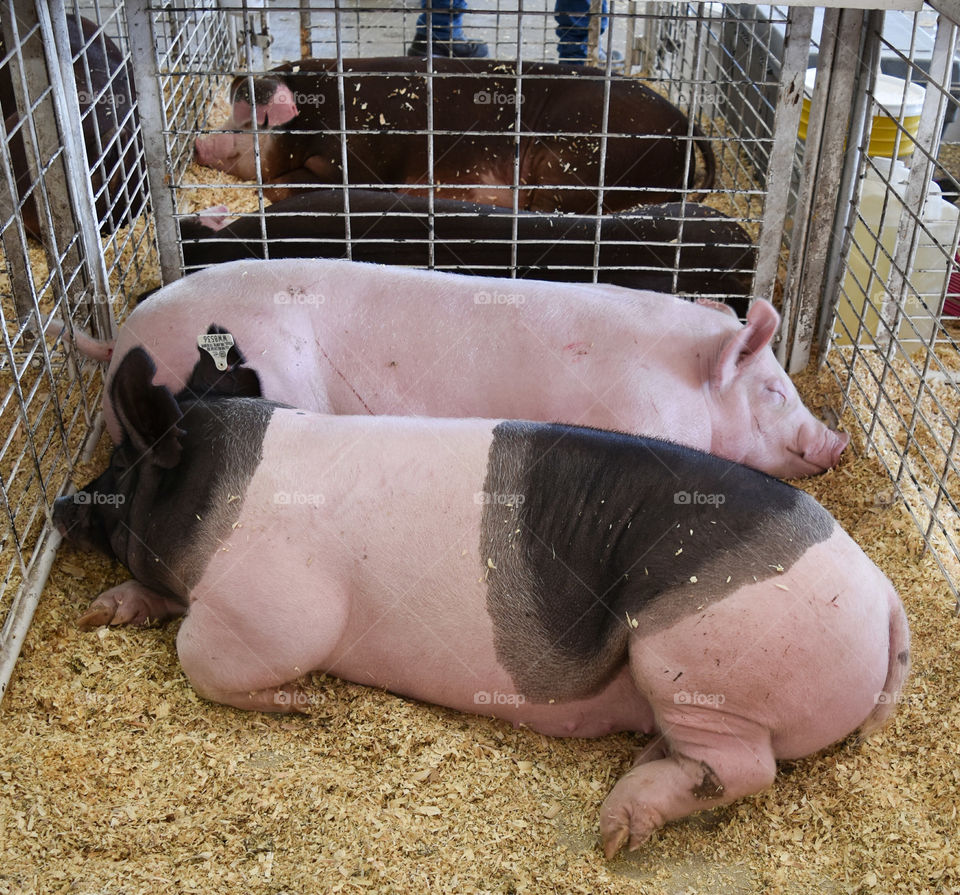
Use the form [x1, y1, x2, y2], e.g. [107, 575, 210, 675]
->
[55, 339, 908, 858]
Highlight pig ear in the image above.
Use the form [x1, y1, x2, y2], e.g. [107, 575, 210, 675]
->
[262, 82, 298, 126]
[180, 325, 263, 400]
[712, 300, 781, 390]
[230, 78, 298, 127]
[110, 348, 184, 469]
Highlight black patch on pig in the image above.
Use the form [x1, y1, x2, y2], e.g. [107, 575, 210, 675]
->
[175, 324, 263, 403]
[478, 422, 834, 703]
[897, 650, 909, 665]
[692, 762, 725, 800]
[59, 346, 276, 606]
[231, 75, 287, 110]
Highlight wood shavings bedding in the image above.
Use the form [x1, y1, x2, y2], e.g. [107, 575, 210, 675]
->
[2, 363, 959, 895]
[2, 73, 959, 895]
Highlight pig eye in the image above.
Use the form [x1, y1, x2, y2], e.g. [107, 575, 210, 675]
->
[765, 385, 787, 406]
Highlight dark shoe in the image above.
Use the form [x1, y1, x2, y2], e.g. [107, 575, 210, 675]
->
[407, 36, 490, 58]
[558, 46, 623, 65]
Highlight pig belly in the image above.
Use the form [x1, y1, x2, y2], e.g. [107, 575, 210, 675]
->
[630, 528, 892, 762]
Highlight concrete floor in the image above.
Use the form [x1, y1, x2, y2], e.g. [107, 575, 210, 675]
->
[248, 0, 631, 66]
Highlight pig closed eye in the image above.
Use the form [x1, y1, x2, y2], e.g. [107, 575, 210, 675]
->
[765, 385, 787, 406]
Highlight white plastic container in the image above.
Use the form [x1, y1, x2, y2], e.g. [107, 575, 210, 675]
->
[837, 159, 960, 355]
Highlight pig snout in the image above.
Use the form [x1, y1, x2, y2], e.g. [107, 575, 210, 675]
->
[789, 424, 850, 476]
[194, 132, 239, 171]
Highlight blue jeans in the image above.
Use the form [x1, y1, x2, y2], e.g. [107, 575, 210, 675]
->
[416, 0, 607, 55]
[555, 0, 609, 61]
[415, 0, 470, 42]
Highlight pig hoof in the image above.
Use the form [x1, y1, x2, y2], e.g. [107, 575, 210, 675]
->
[76, 582, 186, 629]
[195, 204, 232, 232]
[76, 596, 157, 629]
[600, 802, 660, 859]
[76, 602, 118, 630]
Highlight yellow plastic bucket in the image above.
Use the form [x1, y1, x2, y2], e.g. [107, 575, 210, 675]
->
[799, 69, 925, 158]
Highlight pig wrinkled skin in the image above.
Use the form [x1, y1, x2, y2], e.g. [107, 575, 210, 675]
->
[193, 57, 715, 213]
[53, 342, 909, 858]
[63, 259, 848, 479]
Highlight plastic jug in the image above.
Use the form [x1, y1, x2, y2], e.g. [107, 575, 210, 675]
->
[836, 158, 960, 355]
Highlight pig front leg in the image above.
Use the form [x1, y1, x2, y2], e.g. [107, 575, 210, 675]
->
[77, 580, 186, 629]
[599, 720, 776, 858]
[174, 596, 346, 714]
[263, 166, 329, 203]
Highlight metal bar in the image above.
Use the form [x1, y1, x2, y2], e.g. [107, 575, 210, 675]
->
[587, 0, 603, 67]
[510, 8, 524, 278]
[776, 5, 839, 368]
[753, 6, 813, 316]
[784, 8, 865, 374]
[0, 12, 35, 331]
[2, 4, 84, 325]
[815, 11, 881, 364]
[42, 1, 113, 340]
[127, 0, 181, 284]
[883, 16, 958, 501]
[0, 527, 62, 704]
[624, 0, 637, 75]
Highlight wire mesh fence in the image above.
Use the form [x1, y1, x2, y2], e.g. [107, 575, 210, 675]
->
[821, 7, 960, 607]
[1, 0, 959, 702]
[0, 0, 157, 697]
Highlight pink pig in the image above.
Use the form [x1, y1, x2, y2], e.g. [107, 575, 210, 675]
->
[65, 259, 847, 478]
[54, 343, 907, 858]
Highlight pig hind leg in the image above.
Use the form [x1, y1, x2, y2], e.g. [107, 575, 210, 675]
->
[599, 718, 776, 858]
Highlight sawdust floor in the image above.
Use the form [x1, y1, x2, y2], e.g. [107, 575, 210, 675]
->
[1, 360, 959, 895]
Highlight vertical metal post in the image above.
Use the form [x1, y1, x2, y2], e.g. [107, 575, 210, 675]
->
[300, 0, 312, 57]
[815, 12, 882, 363]
[0, 6, 35, 329]
[780, 8, 865, 373]
[623, 0, 638, 75]
[127, 0, 182, 284]
[1, 3, 87, 325]
[41, 1, 113, 338]
[587, 0, 603, 66]
[752, 7, 813, 313]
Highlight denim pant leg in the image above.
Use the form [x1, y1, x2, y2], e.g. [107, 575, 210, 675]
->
[554, 0, 608, 61]
[416, 0, 469, 41]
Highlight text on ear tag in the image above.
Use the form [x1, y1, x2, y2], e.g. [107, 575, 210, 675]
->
[197, 332, 235, 372]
